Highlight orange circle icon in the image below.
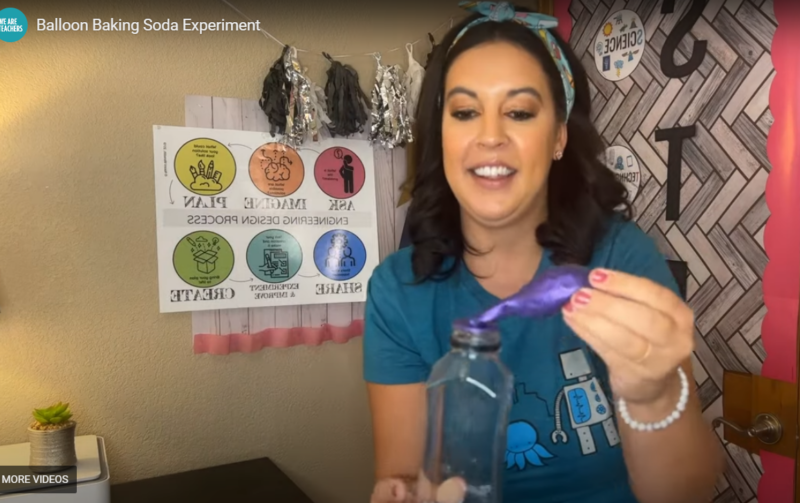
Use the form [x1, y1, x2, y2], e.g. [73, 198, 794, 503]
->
[249, 143, 305, 197]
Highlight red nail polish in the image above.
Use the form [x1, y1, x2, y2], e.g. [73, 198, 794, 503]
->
[590, 270, 609, 283]
[573, 291, 592, 305]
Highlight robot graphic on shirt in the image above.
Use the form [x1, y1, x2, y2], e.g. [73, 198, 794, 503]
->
[550, 348, 620, 455]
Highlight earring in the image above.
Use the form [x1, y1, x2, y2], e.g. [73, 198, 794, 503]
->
[554, 151, 563, 160]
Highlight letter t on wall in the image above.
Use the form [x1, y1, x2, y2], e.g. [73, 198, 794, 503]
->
[655, 125, 696, 221]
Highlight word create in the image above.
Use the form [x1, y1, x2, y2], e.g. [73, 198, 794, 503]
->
[169, 288, 235, 302]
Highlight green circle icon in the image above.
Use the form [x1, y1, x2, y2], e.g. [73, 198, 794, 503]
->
[173, 231, 234, 288]
[246, 230, 302, 283]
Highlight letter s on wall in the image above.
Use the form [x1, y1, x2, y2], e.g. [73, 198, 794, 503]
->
[660, 0, 709, 78]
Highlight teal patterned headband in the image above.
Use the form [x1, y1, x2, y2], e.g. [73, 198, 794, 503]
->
[450, 1, 575, 119]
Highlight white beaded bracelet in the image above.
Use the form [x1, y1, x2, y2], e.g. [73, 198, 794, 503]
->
[617, 367, 689, 432]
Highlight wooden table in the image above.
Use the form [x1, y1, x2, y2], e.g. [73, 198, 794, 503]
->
[110, 457, 313, 502]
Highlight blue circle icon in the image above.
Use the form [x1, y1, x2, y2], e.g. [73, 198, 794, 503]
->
[0, 8, 28, 43]
[313, 230, 366, 281]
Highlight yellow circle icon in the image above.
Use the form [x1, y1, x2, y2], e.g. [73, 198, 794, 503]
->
[175, 138, 236, 195]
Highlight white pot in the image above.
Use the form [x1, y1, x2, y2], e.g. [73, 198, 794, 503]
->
[27, 422, 77, 473]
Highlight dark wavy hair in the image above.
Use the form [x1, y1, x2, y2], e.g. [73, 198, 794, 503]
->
[406, 7, 631, 282]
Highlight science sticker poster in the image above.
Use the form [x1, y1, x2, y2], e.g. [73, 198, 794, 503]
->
[594, 9, 645, 81]
[152, 125, 379, 313]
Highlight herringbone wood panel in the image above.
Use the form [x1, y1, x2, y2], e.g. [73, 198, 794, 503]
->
[569, 0, 776, 500]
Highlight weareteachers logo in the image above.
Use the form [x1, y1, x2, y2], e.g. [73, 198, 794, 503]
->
[0, 7, 27, 42]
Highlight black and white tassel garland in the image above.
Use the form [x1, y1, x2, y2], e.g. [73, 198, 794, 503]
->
[284, 46, 324, 146]
[258, 39, 433, 147]
[426, 33, 441, 69]
[258, 45, 329, 145]
[258, 45, 291, 136]
[403, 43, 425, 120]
[369, 53, 413, 148]
[322, 53, 371, 137]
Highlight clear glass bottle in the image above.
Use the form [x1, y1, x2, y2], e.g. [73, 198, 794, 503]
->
[420, 321, 514, 503]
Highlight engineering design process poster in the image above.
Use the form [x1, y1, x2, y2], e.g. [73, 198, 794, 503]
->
[152, 125, 379, 313]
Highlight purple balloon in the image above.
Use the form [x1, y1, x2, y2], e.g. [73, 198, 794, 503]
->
[466, 265, 591, 326]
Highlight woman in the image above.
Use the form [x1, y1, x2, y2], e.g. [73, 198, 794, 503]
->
[363, 3, 723, 502]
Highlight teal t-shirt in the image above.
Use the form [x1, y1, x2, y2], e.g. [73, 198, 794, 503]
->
[362, 218, 681, 503]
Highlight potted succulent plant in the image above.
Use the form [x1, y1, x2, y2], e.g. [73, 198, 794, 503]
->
[28, 402, 77, 473]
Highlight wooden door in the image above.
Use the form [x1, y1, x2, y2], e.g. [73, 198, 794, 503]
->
[717, 370, 797, 501]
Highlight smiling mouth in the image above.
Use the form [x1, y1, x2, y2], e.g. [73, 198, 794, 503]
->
[469, 165, 518, 179]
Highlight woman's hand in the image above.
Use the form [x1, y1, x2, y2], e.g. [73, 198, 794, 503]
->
[370, 474, 466, 503]
[561, 268, 695, 405]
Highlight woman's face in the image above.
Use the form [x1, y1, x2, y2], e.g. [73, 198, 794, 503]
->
[442, 40, 566, 229]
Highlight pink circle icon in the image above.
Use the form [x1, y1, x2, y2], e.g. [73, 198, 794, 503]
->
[314, 147, 365, 199]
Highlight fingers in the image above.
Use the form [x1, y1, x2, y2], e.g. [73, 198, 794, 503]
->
[562, 286, 696, 385]
[371, 478, 409, 503]
[565, 288, 676, 347]
[564, 298, 650, 363]
[372, 474, 466, 503]
[588, 269, 692, 328]
[416, 471, 467, 503]
[563, 307, 655, 380]
[563, 289, 693, 372]
[417, 475, 466, 503]
[438, 477, 468, 503]
[562, 268, 697, 405]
